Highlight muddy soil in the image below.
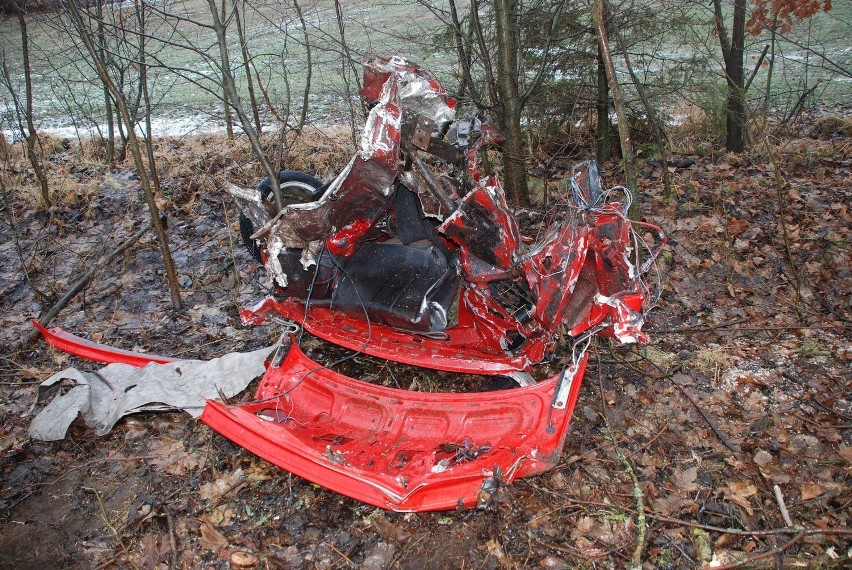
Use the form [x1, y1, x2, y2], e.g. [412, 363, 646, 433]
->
[0, 121, 849, 568]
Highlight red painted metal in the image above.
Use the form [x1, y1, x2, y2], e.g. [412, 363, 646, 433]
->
[31, 56, 667, 512]
[200, 336, 588, 511]
[240, 297, 542, 374]
[32, 320, 177, 366]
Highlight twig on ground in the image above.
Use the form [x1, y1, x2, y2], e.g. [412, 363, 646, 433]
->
[167, 511, 178, 570]
[18, 222, 151, 351]
[84, 486, 140, 570]
[670, 375, 741, 452]
[700, 531, 806, 570]
[773, 485, 794, 528]
[648, 324, 845, 334]
[647, 512, 852, 538]
[220, 198, 242, 305]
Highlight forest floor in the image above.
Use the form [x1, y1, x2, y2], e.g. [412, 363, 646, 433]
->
[0, 113, 850, 569]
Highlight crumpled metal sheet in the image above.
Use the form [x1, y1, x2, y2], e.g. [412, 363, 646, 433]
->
[360, 55, 456, 126]
[28, 346, 275, 441]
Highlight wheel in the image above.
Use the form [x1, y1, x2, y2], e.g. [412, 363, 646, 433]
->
[239, 170, 325, 263]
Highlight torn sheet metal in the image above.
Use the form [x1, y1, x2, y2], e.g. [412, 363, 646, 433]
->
[230, 57, 663, 373]
[360, 55, 457, 126]
[29, 345, 275, 441]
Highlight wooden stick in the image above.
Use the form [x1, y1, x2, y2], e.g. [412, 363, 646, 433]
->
[774, 484, 795, 528]
[700, 531, 806, 570]
[646, 513, 852, 538]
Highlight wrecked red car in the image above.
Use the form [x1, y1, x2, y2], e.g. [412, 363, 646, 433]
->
[36, 56, 664, 511]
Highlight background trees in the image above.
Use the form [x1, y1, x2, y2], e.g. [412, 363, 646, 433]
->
[0, 0, 846, 211]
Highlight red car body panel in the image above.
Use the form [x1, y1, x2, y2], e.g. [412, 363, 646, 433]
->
[200, 336, 587, 511]
[32, 320, 177, 366]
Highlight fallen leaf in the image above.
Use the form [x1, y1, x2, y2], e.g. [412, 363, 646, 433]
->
[727, 481, 758, 516]
[673, 466, 699, 492]
[230, 550, 259, 568]
[800, 483, 827, 501]
[198, 521, 228, 552]
[486, 538, 505, 560]
[369, 512, 412, 542]
[149, 438, 204, 476]
[752, 450, 773, 467]
[727, 218, 749, 237]
[199, 468, 245, 502]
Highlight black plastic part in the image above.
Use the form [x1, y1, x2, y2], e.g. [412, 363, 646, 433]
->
[273, 248, 335, 300]
[331, 240, 459, 333]
[393, 185, 449, 255]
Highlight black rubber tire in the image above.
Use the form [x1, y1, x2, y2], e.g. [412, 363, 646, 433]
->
[239, 170, 325, 263]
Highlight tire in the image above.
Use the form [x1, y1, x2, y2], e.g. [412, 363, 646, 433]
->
[239, 170, 325, 263]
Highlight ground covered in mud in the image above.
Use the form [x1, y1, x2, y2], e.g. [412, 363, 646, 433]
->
[1, 118, 850, 569]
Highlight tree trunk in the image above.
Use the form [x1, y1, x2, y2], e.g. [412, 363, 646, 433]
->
[95, 0, 114, 162]
[333, 0, 362, 148]
[494, 0, 529, 207]
[292, 0, 311, 132]
[234, 2, 262, 134]
[593, 0, 639, 218]
[137, 5, 163, 200]
[14, 4, 51, 208]
[596, 45, 611, 162]
[613, 25, 671, 196]
[220, 0, 235, 140]
[715, 0, 747, 153]
[65, 0, 183, 310]
[206, 0, 283, 210]
[764, 19, 777, 116]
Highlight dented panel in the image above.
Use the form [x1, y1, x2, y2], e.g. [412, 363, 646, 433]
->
[200, 335, 587, 511]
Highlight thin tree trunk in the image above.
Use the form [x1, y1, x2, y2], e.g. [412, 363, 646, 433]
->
[470, 0, 499, 109]
[449, 0, 472, 98]
[292, 0, 311, 132]
[596, 45, 611, 162]
[14, 4, 51, 208]
[95, 0, 114, 162]
[494, 0, 529, 206]
[138, 5, 163, 199]
[206, 0, 283, 210]
[333, 0, 360, 148]
[613, 26, 671, 196]
[727, 0, 746, 152]
[220, 0, 235, 140]
[593, 0, 639, 218]
[234, 2, 262, 134]
[714, 0, 747, 152]
[764, 18, 777, 116]
[65, 0, 183, 310]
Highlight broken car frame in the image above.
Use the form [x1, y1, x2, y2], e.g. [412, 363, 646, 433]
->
[35, 56, 665, 511]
